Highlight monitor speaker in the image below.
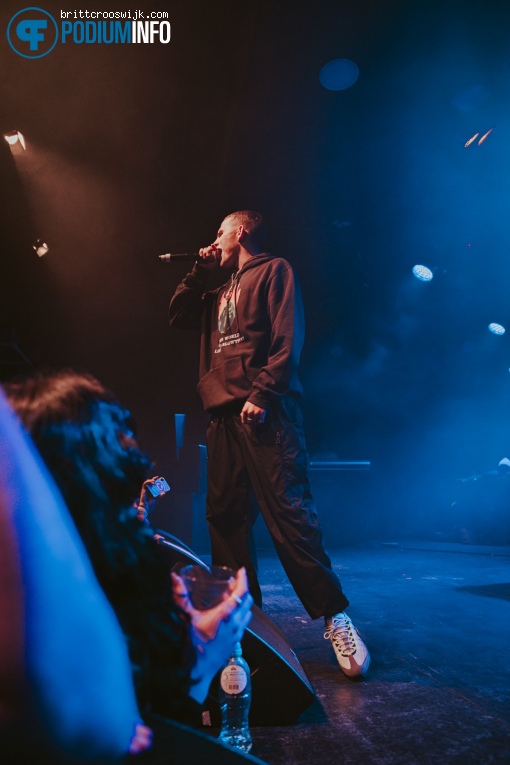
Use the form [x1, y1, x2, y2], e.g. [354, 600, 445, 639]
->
[134, 714, 268, 765]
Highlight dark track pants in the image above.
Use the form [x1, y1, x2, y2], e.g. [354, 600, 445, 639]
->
[205, 396, 349, 619]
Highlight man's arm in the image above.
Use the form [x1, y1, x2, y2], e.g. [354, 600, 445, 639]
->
[168, 265, 210, 330]
[168, 247, 221, 330]
[247, 261, 305, 410]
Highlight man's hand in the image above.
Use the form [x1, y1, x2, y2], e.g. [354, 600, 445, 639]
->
[241, 401, 266, 425]
[197, 245, 221, 270]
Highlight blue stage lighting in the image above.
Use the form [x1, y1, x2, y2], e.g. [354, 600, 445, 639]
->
[452, 85, 488, 113]
[488, 323, 505, 335]
[319, 59, 359, 91]
[412, 265, 433, 282]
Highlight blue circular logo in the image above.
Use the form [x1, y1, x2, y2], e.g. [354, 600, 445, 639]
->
[7, 7, 58, 58]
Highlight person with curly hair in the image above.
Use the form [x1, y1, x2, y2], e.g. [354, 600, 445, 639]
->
[4, 369, 252, 728]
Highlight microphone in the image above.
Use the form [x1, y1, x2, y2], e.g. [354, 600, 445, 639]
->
[159, 252, 199, 263]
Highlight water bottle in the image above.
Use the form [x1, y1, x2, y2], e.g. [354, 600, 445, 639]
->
[217, 642, 252, 752]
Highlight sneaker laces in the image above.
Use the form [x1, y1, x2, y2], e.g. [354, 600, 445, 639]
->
[324, 615, 357, 657]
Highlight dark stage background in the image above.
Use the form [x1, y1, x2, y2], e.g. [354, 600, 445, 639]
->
[1, 0, 510, 548]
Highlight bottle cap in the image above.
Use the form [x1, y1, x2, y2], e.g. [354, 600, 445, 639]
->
[233, 642, 242, 656]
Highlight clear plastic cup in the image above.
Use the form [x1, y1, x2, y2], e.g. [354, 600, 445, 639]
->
[179, 564, 235, 610]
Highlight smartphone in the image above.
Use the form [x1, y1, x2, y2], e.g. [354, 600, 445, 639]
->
[147, 477, 171, 497]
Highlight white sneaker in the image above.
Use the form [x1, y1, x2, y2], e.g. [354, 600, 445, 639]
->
[324, 612, 370, 678]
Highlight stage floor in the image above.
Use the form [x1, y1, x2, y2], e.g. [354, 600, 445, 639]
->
[235, 543, 510, 765]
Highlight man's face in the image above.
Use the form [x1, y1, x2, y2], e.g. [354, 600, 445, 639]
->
[213, 217, 241, 269]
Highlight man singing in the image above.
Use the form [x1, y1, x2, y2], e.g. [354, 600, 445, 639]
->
[168, 210, 370, 677]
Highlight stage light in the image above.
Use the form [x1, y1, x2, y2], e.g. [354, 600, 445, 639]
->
[319, 59, 359, 91]
[412, 265, 433, 282]
[464, 133, 479, 147]
[4, 130, 26, 151]
[478, 127, 494, 145]
[32, 239, 49, 258]
[488, 323, 505, 335]
[464, 127, 494, 147]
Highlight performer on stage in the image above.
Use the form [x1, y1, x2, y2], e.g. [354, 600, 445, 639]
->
[169, 210, 370, 677]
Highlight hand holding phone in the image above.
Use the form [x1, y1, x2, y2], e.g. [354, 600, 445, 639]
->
[136, 477, 171, 522]
[146, 477, 171, 498]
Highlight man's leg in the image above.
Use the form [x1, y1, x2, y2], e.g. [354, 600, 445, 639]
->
[233, 397, 370, 677]
[206, 414, 262, 607]
[233, 396, 349, 620]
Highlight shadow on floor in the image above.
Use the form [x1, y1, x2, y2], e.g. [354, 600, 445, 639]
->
[456, 582, 510, 601]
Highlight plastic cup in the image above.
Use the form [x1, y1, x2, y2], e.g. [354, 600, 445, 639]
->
[179, 564, 235, 610]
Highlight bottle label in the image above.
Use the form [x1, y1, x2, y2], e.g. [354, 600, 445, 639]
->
[220, 664, 248, 694]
